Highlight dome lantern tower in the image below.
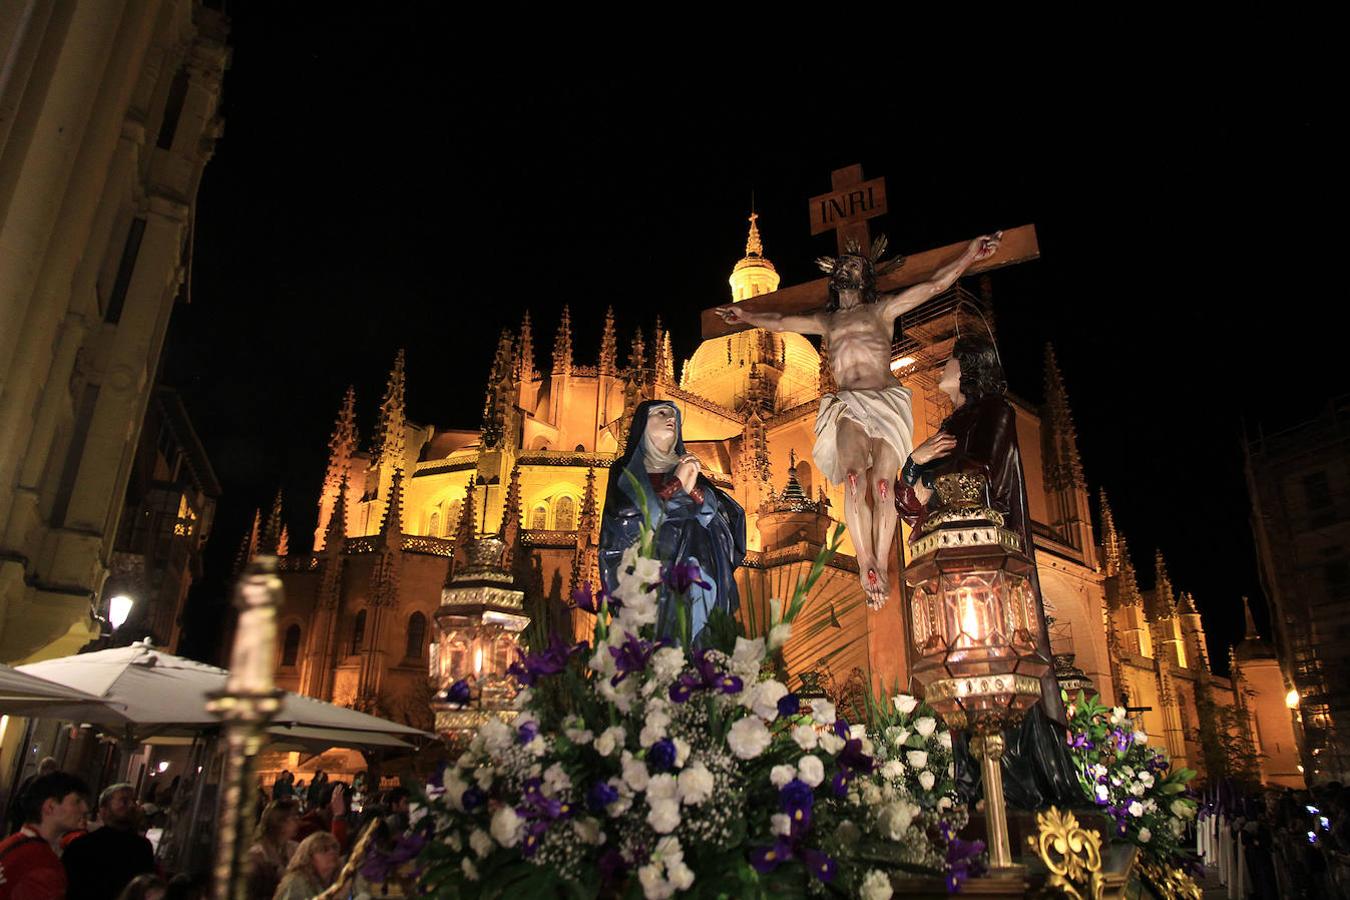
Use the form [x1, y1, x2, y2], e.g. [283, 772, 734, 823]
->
[728, 212, 781, 301]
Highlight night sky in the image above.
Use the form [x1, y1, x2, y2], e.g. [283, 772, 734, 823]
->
[164, 6, 1341, 670]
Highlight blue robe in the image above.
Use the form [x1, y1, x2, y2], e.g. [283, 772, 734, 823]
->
[599, 401, 746, 647]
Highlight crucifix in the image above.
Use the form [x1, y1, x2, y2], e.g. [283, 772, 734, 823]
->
[705, 164, 1040, 609]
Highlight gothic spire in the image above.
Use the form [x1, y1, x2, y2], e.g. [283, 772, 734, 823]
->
[500, 464, 522, 545]
[1042, 344, 1085, 490]
[315, 386, 358, 547]
[320, 474, 349, 552]
[1153, 549, 1177, 616]
[599, 306, 617, 376]
[455, 476, 478, 546]
[277, 524, 290, 557]
[1242, 595, 1261, 640]
[379, 468, 404, 539]
[628, 327, 646, 375]
[652, 317, 670, 386]
[553, 305, 573, 376]
[233, 509, 261, 577]
[578, 467, 599, 536]
[377, 349, 407, 471]
[260, 489, 284, 554]
[517, 310, 538, 382]
[1098, 489, 1123, 577]
[482, 329, 515, 449]
[746, 211, 764, 258]
[661, 331, 675, 385]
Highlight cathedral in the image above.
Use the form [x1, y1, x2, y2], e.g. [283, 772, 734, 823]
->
[261, 216, 1301, 787]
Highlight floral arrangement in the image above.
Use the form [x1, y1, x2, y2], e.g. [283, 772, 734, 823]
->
[414, 478, 977, 898]
[1063, 691, 1198, 867]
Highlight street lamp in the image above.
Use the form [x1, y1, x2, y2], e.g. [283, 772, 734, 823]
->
[903, 472, 1050, 873]
[108, 594, 135, 630]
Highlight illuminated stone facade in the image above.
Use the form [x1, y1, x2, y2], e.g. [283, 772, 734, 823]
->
[268, 218, 1301, 783]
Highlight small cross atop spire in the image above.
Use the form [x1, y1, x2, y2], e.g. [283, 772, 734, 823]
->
[746, 211, 764, 258]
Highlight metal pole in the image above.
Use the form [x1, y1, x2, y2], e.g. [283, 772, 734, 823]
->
[206, 557, 284, 900]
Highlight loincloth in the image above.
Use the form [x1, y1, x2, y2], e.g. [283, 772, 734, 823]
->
[812, 385, 914, 486]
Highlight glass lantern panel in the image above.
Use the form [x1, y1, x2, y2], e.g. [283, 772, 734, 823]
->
[944, 572, 1001, 647]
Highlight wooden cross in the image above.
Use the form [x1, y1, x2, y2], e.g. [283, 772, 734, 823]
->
[701, 163, 1041, 339]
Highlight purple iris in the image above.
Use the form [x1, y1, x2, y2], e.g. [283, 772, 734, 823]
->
[945, 833, 987, 891]
[799, 846, 837, 883]
[669, 648, 742, 704]
[359, 831, 427, 883]
[515, 778, 574, 858]
[1069, 732, 1094, 750]
[832, 718, 850, 739]
[837, 738, 875, 774]
[777, 693, 801, 717]
[572, 581, 602, 613]
[445, 678, 472, 705]
[780, 779, 815, 831]
[507, 640, 586, 687]
[607, 633, 666, 686]
[460, 786, 485, 810]
[662, 561, 712, 593]
[518, 720, 539, 744]
[1112, 729, 1132, 753]
[648, 738, 677, 772]
[749, 838, 794, 874]
[587, 781, 619, 812]
[831, 770, 850, 798]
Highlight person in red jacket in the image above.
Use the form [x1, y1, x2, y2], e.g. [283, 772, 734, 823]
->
[0, 771, 90, 900]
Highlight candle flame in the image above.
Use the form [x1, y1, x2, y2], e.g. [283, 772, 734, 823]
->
[959, 587, 982, 640]
[473, 645, 484, 677]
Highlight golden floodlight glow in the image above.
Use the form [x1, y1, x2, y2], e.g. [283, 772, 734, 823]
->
[889, 355, 916, 372]
[1286, 689, 1300, 708]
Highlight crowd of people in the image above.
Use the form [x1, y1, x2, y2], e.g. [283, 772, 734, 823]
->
[1212, 781, 1350, 898]
[0, 761, 416, 900]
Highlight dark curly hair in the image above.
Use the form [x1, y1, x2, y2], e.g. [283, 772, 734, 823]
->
[824, 255, 878, 311]
[951, 334, 1007, 402]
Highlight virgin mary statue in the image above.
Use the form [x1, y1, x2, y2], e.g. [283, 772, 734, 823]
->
[599, 400, 746, 647]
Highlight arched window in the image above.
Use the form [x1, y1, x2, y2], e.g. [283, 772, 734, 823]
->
[531, 505, 548, 530]
[574, 443, 586, 452]
[406, 612, 427, 660]
[555, 496, 576, 531]
[281, 624, 301, 667]
[428, 512, 439, 536]
[351, 610, 367, 655]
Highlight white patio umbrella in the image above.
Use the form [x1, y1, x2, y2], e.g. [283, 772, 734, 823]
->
[0, 663, 115, 719]
[16, 641, 432, 745]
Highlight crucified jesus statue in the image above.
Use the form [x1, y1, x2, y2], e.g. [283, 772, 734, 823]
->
[715, 231, 1002, 609]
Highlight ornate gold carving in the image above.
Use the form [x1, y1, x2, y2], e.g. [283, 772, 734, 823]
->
[1136, 858, 1202, 900]
[1027, 807, 1104, 900]
[438, 585, 525, 612]
[933, 471, 989, 507]
[910, 521, 1019, 557]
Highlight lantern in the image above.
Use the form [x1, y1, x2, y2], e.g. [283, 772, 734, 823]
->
[431, 535, 529, 735]
[903, 471, 1050, 871]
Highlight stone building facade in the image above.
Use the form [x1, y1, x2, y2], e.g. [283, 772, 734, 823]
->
[267, 217, 1300, 784]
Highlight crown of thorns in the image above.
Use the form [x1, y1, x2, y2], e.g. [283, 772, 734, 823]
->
[815, 234, 906, 277]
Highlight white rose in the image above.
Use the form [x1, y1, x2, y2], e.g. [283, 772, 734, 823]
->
[906, 750, 928, 770]
[490, 806, 523, 848]
[637, 864, 670, 900]
[767, 621, 792, 652]
[1131, 782, 1147, 797]
[860, 869, 893, 900]
[749, 680, 789, 721]
[938, 796, 953, 812]
[881, 760, 906, 780]
[893, 694, 919, 715]
[1128, 800, 1144, 817]
[937, 731, 953, 750]
[651, 647, 685, 682]
[1111, 706, 1127, 725]
[469, 828, 494, 858]
[595, 725, 626, 757]
[770, 764, 797, 788]
[727, 716, 771, 759]
[792, 724, 819, 750]
[771, 813, 791, 836]
[461, 858, 479, 881]
[811, 700, 836, 725]
[797, 755, 825, 788]
[667, 860, 695, 891]
[647, 797, 681, 834]
[914, 717, 937, 738]
[888, 728, 911, 748]
[1133, 730, 1149, 745]
[1139, 771, 1155, 788]
[544, 762, 571, 794]
[818, 732, 845, 755]
[919, 770, 936, 791]
[1138, 826, 1152, 843]
[677, 764, 714, 805]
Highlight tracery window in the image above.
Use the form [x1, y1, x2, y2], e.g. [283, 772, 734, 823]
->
[555, 496, 576, 531]
[531, 505, 548, 530]
[406, 612, 427, 660]
[281, 624, 301, 667]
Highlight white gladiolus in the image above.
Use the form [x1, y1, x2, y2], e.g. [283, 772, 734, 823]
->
[731, 637, 765, 677]
[811, 700, 837, 725]
[860, 869, 893, 900]
[1128, 800, 1144, 817]
[469, 828, 494, 858]
[767, 621, 792, 651]
[595, 726, 626, 757]
[792, 724, 819, 750]
[919, 771, 936, 791]
[650, 646, 686, 682]
[1138, 827, 1152, 842]
[797, 755, 825, 788]
[893, 694, 920, 715]
[622, 752, 650, 791]
[770, 764, 797, 788]
[906, 750, 929, 770]
[914, 717, 937, 738]
[750, 680, 789, 721]
[479, 717, 513, 753]
[727, 716, 772, 759]
[490, 806, 523, 848]
[677, 764, 714, 805]
[647, 797, 681, 834]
